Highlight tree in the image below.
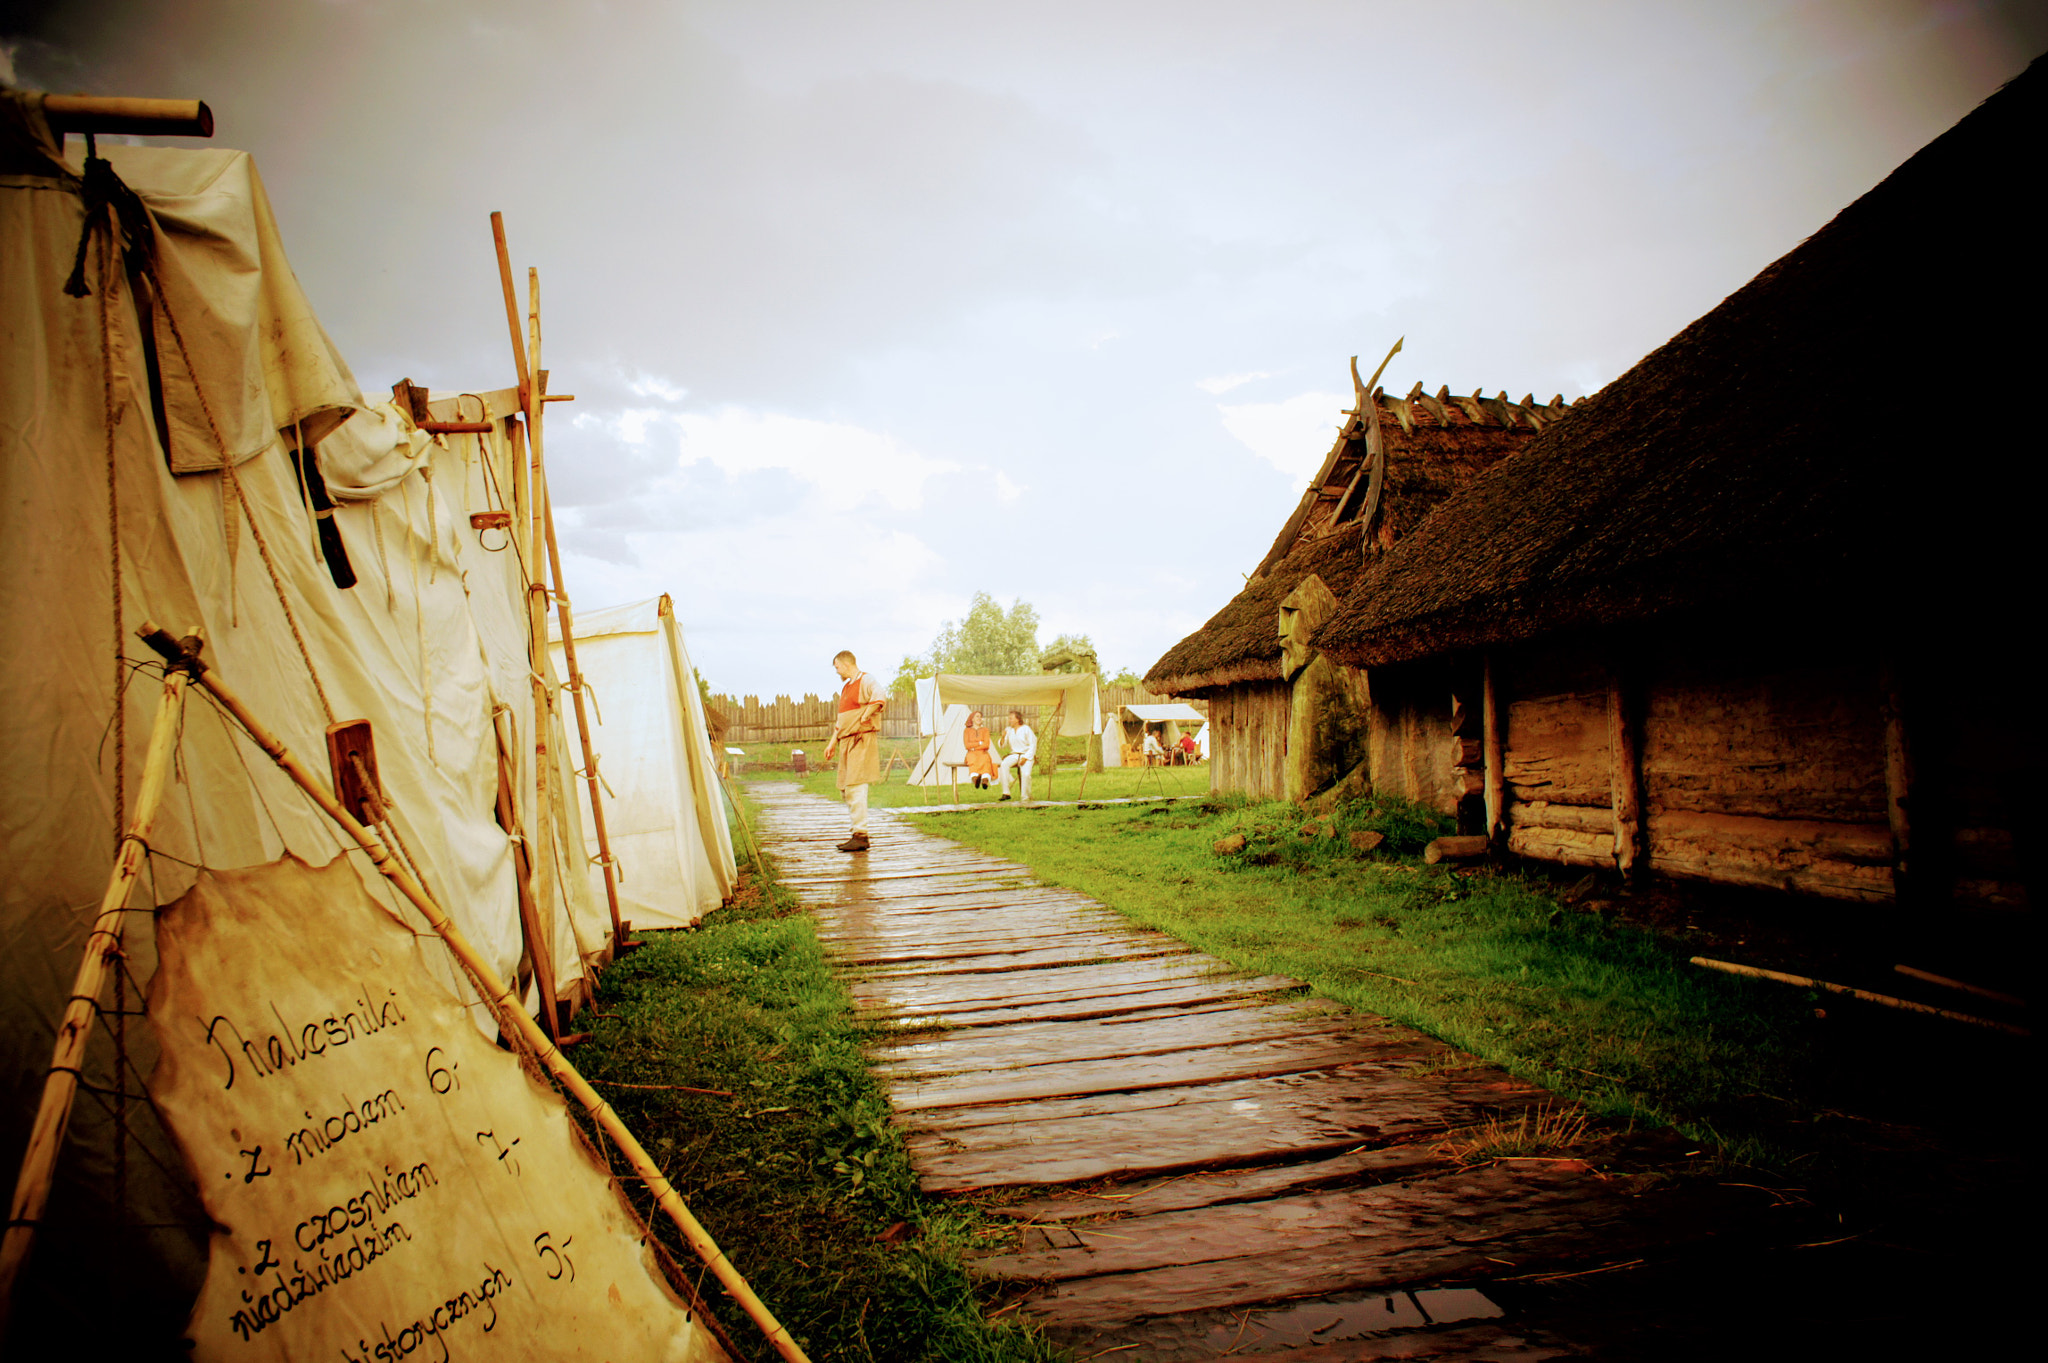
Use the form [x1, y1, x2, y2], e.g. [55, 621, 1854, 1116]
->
[897, 592, 1042, 685]
[1039, 633, 1097, 674]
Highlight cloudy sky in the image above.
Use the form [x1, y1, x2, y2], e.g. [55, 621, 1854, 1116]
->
[7, 1, 2040, 695]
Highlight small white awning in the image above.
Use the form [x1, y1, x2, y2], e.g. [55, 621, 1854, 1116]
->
[1123, 703, 1205, 724]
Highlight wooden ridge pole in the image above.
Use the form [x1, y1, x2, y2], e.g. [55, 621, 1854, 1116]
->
[132, 627, 812, 1363]
[0, 648, 192, 1329]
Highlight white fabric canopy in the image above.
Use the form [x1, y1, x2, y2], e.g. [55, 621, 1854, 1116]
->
[550, 596, 737, 929]
[1123, 702, 1207, 723]
[932, 672, 1101, 737]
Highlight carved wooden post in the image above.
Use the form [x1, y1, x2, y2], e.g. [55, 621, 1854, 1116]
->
[1482, 653, 1505, 845]
[1607, 661, 1645, 879]
[1880, 659, 1914, 904]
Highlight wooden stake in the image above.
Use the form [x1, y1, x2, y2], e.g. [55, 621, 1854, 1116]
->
[1482, 653, 1505, 844]
[660, 596, 736, 900]
[490, 708, 558, 1035]
[0, 654, 190, 1329]
[137, 631, 812, 1363]
[1607, 663, 1644, 877]
[1690, 957, 2029, 1036]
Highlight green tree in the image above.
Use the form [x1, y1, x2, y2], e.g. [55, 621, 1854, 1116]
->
[899, 592, 1042, 683]
[1039, 633, 1098, 674]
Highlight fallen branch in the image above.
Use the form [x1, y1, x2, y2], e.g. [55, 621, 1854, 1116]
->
[588, 1079, 736, 1096]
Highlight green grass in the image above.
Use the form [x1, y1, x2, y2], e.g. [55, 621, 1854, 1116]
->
[565, 840, 1062, 1362]
[899, 794, 1834, 1169]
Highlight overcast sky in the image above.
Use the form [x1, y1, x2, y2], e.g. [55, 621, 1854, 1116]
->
[7, 1, 2041, 696]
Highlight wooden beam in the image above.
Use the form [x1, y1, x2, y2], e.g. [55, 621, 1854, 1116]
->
[45, 95, 213, 138]
[1879, 661, 1913, 900]
[1482, 653, 1505, 844]
[1607, 663, 1644, 878]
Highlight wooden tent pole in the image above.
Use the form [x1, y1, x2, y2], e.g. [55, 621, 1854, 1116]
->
[536, 444, 628, 947]
[0, 658, 190, 1328]
[1691, 957, 2028, 1037]
[520, 268, 564, 1040]
[134, 628, 813, 1363]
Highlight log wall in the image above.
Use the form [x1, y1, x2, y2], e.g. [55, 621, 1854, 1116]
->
[1364, 659, 1461, 815]
[1207, 681, 1290, 800]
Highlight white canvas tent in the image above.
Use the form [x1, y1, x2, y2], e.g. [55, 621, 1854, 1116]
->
[929, 672, 1102, 736]
[549, 596, 736, 929]
[907, 704, 971, 787]
[0, 100, 619, 1350]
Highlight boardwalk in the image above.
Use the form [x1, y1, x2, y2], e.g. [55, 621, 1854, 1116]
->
[753, 784, 1748, 1360]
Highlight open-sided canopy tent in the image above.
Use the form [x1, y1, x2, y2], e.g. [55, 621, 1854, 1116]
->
[929, 673, 1101, 737]
[0, 99, 614, 1349]
[549, 596, 736, 929]
[1110, 702, 1207, 757]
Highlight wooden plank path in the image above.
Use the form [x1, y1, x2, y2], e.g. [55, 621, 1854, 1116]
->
[751, 783, 1755, 1360]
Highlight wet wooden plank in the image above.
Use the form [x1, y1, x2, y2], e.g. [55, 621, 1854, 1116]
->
[998, 1143, 1457, 1223]
[909, 1069, 1548, 1192]
[855, 941, 1195, 980]
[851, 957, 1238, 1011]
[1226, 1320, 1579, 1362]
[870, 1004, 1356, 1077]
[831, 929, 1175, 967]
[903, 975, 1304, 1028]
[984, 1174, 1739, 1327]
[891, 1033, 1381, 1113]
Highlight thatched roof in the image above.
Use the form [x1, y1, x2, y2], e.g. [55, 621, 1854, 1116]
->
[1148, 384, 1560, 694]
[1315, 58, 2047, 672]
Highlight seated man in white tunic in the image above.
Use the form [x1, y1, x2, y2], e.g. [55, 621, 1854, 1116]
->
[996, 709, 1037, 801]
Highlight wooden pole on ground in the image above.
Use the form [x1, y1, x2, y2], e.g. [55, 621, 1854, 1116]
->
[0, 649, 191, 1330]
[1690, 957, 2028, 1036]
[133, 627, 813, 1363]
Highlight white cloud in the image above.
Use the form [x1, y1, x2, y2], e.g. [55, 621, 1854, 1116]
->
[994, 471, 1024, 501]
[674, 408, 959, 512]
[1216, 391, 1347, 482]
[625, 372, 689, 402]
[1196, 370, 1272, 395]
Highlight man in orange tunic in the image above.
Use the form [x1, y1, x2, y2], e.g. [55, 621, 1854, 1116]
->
[822, 650, 886, 851]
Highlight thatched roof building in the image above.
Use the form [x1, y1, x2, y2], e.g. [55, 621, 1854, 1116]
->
[1149, 385, 1571, 696]
[1304, 58, 2044, 910]
[1317, 63, 2042, 673]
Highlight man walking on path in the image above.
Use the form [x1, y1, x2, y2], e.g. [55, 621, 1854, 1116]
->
[823, 650, 886, 851]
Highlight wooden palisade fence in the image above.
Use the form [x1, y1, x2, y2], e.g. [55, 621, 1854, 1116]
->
[710, 684, 1203, 745]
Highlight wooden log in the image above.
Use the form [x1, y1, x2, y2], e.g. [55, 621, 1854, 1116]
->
[1506, 801, 1615, 833]
[1690, 958, 2028, 1036]
[1879, 661, 1913, 896]
[0, 657, 189, 1329]
[1482, 654, 1504, 842]
[44, 94, 213, 137]
[1608, 665, 1644, 877]
[1447, 736, 1482, 769]
[1507, 825, 1616, 868]
[1424, 835, 1490, 864]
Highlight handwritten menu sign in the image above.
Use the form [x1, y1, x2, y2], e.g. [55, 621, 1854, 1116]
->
[148, 856, 730, 1363]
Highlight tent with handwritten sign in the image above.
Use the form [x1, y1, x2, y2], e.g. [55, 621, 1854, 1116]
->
[0, 92, 653, 1355]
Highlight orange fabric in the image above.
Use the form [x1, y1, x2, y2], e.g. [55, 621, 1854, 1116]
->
[839, 675, 862, 711]
[963, 723, 997, 778]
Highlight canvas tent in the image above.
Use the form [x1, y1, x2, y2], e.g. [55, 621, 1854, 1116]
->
[549, 595, 736, 929]
[907, 704, 971, 787]
[0, 98, 639, 1352]
[929, 673, 1102, 737]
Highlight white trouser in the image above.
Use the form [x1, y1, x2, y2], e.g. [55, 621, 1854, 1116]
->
[846, 782, 869, 834]
[998, 754, 1033, 799]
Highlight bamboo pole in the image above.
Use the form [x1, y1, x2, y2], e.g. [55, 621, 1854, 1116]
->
[521, 269, 563, 1039]
[133, 628, 811, 1363]
[0, 655, 191, 1329]
[1690, 957, 2029, 1036]
[536, 438, 629, 948]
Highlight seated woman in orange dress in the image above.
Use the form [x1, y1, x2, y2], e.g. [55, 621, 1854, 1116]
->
[962, 710, 999, 789]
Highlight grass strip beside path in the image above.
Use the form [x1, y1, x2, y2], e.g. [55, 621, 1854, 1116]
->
[566, 852, 1061, 1362]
